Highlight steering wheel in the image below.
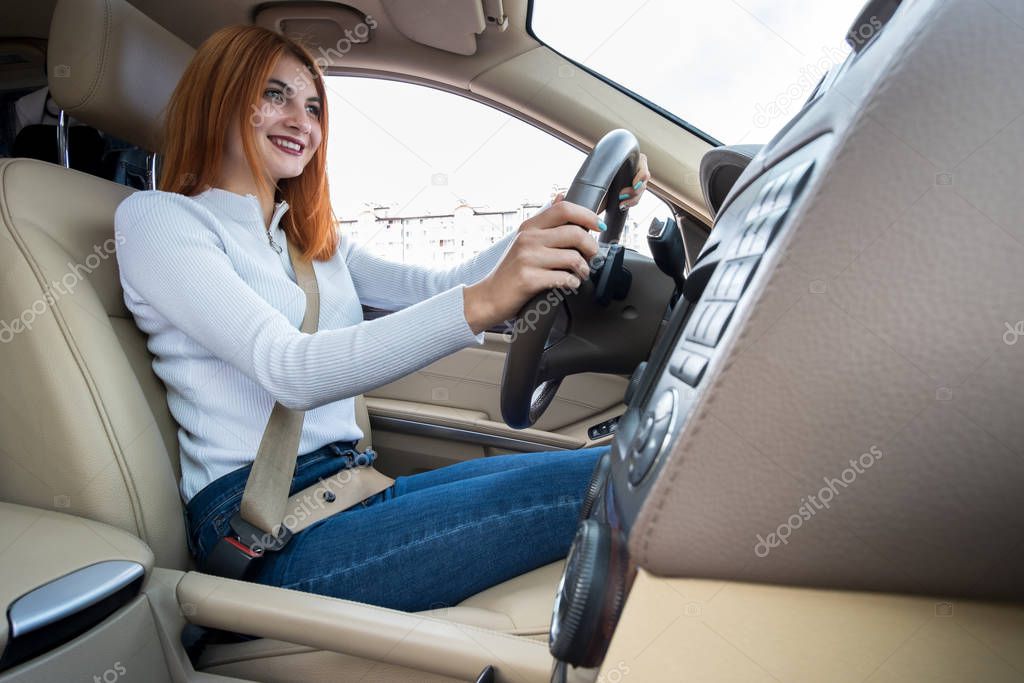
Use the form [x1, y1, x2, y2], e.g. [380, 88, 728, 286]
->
[501, 129, 643, 429]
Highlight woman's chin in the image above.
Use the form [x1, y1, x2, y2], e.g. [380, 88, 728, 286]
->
[271, 165, 307, 182]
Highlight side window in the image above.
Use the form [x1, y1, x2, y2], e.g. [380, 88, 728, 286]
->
[325, 76, 669, 261]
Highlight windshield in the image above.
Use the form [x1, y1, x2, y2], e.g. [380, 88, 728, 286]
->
[530, 0, 867, 144]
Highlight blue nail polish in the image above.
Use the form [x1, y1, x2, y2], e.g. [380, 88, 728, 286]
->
[598, 220, 607, 231]
[618, 192, 629, 201]
[633, 180, 644, 190]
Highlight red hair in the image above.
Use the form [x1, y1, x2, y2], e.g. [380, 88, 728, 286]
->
[159, 25, 337, 261]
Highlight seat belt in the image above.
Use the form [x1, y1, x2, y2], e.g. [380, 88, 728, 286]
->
[203, 232, 394, 580]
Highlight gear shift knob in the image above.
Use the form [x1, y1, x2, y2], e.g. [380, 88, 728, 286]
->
[647, 216, 686, 292]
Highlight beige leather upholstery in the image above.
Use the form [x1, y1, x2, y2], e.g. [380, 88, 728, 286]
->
[631, 0, 1024, 602]
[0, 4, 564, 676]
[601, 569, 1024, 683]
[47, 0, 193, 151]
[0, 502, 155, 655]
[0, 157, 189, 570]
[177, 571, 553, 683]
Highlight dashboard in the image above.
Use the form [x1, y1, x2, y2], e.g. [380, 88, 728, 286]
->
[547, 1, 919, 677]
[549, 137, 827, 676]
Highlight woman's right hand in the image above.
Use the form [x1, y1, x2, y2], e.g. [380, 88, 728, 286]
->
[463, 199, 605, 334]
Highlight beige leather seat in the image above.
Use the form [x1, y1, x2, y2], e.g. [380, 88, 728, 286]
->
[0, 0, 560, 676]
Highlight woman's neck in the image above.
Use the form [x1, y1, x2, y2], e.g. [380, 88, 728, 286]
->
[214, 176, 276, 228]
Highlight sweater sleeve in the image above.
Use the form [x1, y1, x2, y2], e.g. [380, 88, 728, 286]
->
[115, 191, 483, 411]
[342, 230, 516, 310]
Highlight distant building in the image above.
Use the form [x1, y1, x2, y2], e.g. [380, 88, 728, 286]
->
[337, 201, 654, 265]
[337, 202, 541, 268]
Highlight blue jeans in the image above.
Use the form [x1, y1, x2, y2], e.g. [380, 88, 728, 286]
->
[185, 441, 606, 612]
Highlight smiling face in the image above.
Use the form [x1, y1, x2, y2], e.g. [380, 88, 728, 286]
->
[222, 51, 324, 188]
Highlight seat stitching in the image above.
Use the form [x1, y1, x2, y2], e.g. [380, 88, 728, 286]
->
[0, 160, 150, 546]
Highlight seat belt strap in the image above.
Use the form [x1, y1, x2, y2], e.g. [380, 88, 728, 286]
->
[205, 232, 392, 579]
[237, 234, 321, 537]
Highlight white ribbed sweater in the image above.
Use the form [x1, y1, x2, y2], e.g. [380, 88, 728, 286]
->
[114, 188, 515, 502]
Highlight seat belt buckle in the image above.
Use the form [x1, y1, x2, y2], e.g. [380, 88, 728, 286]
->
[228, 512, 293, 553]
[202, 534, 264, 581]
[201, 513, 293, 581]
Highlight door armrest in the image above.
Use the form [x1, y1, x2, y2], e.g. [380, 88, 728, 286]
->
[176, 571, 552, 682]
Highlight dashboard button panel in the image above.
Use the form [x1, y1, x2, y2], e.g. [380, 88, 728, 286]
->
[683, 160, 817, 351]
[669, 352, 708, 387]
[707, 255, 760, 301]
[685, 301, 735, 348]
[627, 389, 676, 486]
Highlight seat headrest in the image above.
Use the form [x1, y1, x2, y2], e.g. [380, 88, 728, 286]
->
[47, 0, 194, 151]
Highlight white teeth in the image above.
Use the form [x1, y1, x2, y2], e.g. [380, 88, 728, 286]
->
[270, 137, 302, 152]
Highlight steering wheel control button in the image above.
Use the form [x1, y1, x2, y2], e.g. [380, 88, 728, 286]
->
[670, 352, 709, 387]
[686, 301, 735, 348]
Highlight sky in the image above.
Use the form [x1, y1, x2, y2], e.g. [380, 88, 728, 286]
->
[324, 0, 867, 227]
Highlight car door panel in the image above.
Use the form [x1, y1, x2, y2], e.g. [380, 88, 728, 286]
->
[366, 334, 627, 473]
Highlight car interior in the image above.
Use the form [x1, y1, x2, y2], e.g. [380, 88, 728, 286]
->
[1, 0, 1022, 681]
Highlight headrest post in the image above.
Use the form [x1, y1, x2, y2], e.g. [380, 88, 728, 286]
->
[146, 153, 159, 190]
[56, 110, 70, 169]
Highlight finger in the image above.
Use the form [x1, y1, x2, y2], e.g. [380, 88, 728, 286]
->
[532, 247, 591, 280]
[633, 153, 651, 187]
[519, 266, 582, 296]
[553, 191, 565, 203]
[613, 154, 651, 210]
[537, 267, 582, 292]
[536, 224, 599, 260]
[617, 156, 650, 200]
[521, 200, 603, 234]
[620, 193, 643, 210]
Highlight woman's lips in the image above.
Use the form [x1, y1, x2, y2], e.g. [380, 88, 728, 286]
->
[268, 135, 304, 156]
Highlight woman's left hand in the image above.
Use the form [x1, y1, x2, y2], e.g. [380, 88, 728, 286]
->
[614, 152, 651, 211]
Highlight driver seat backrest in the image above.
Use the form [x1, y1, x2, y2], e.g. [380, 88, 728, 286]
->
[0, 0, 375, 571]
[0, 156, 189, 569]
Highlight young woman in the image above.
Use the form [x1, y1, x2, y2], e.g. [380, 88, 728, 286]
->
[115, 25, 650, 611]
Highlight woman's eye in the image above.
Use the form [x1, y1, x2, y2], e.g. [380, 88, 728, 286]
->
[306, 104, 322, 119]
[264, 88, 285, 105]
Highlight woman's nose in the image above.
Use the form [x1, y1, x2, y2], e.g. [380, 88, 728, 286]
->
[286, 112, 311, 134]
[285, 102, 313, 134]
